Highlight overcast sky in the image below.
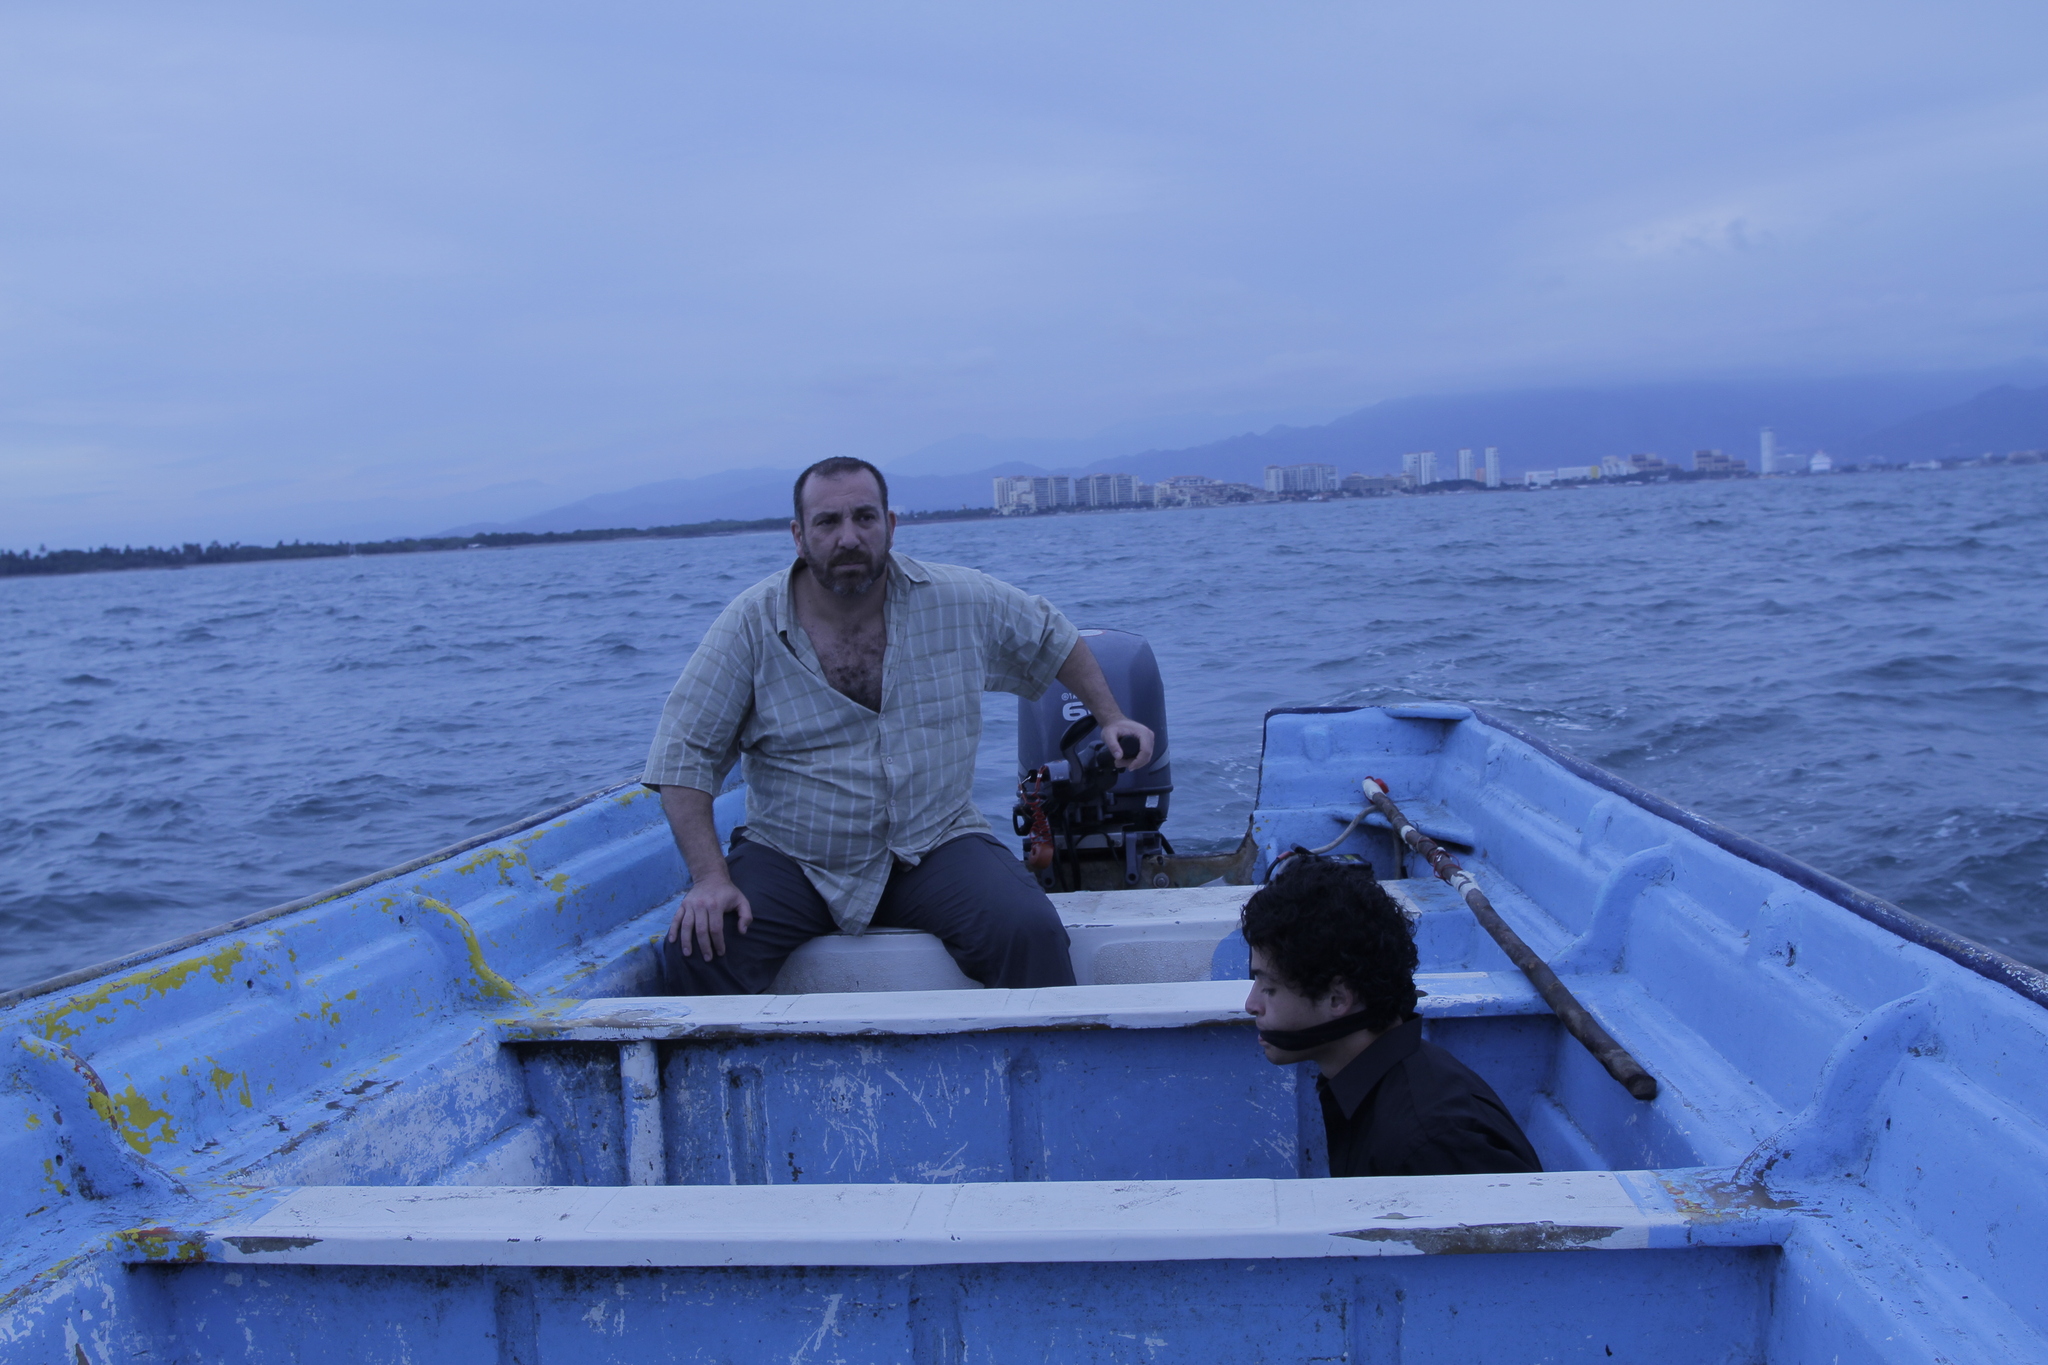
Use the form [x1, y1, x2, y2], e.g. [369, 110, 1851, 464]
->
[3, 1, 2045, 547]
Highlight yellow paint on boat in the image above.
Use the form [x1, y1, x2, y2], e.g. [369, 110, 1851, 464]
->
[418, 897, 525, 1001]
[30, 944, 248, 1043]
[90, 1085, 178, 1155]
[111, 1226, 208, 1263]
[205, 1065, 254, 1109]
[456, 845, 529, 882]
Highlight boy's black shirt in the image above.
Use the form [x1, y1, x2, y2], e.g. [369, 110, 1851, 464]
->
[1315, 1017, 1543, 1178]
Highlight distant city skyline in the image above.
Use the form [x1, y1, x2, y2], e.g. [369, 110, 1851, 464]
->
[436, 373, 2048, 536]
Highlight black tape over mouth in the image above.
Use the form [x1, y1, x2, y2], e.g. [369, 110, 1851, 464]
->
[1256, 1010, 1383, 1052]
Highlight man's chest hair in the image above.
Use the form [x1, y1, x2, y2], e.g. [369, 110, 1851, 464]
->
[809, 617, 886, 707]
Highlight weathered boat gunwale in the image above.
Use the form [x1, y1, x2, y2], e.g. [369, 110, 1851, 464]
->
[1265, 702, 2048, 1010]
[0, 780, 640, 1011]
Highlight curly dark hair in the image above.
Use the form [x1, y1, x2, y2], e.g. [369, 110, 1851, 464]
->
[793, 457, 890, 521]
[1239, 859, 1418, 1030]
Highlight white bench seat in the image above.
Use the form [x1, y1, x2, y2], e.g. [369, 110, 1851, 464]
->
[122, 1168, 1784, 1269]
[500, 972, 1545, 1042]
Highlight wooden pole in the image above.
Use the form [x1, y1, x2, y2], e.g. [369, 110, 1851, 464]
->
[1363, 779, 1659, 1102]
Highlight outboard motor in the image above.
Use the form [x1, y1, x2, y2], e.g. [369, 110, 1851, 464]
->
[1012, 628, 1172, 890]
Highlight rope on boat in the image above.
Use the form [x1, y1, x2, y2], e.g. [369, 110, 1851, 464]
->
[1361, 778, 1660, 1102]
[1305, 807, 1370, 855]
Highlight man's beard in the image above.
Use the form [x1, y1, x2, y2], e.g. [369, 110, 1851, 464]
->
[804, 546, 885, 598]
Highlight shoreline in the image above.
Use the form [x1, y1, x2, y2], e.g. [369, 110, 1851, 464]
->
[6, 457, 2034, 582]
[0, 508, 999, 581]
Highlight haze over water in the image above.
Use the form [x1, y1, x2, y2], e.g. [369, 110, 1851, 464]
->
[4, 467, 2043, 990]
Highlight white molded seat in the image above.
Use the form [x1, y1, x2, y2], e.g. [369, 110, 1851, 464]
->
[767, 927, 976, 993]
[764, 886, 1261, 994]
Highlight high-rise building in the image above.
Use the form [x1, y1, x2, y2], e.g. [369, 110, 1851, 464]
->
[1001, 475, 1070, 510]
[1401, 452, 1419, 480]
[1692, 449, 1745, 474]
[1483, 447, 1501, 488]
[1076, 472, 1139, 507]
[1417, 451, 1438, 486]
[1760, 428, 1778, 475]
[1457, 449, 1475, 482]
[1263, 463, 1338, 493]
[992, 475, 1073, 512]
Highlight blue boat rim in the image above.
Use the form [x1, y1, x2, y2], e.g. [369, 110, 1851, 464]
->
[1264, 703, 2048, 1011]
[0, 778, 640, 1011]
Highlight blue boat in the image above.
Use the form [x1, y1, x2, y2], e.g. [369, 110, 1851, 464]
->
[3, 703, 2044, 1362]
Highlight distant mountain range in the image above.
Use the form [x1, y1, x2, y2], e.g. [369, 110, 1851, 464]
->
[1846, 383, 2048, 464]
[443, 370, 2048, 535]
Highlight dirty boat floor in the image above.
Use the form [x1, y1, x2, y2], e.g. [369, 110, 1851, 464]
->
[5, 703, 2046, 1363]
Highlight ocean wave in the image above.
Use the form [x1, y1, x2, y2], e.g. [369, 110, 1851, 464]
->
[81, 733, 178, 757]
[263, 790, 405, 822]
[1828, 653, 1969, 684]
[1842, 535, 1998, 560]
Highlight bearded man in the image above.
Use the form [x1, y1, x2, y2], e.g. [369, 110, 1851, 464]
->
[641, 456, 1154, 995]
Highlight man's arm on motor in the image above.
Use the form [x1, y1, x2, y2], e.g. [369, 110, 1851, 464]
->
[1056, 641, 1155, 771]
[656, 784, 752, 959]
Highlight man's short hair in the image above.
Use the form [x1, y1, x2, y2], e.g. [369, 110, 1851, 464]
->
[793, 457, 891, 521]
[1240, 860, 1419, 1031]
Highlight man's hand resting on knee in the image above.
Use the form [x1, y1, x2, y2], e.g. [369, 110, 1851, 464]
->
[668, 875, 752, 959]
[656, 783, 753, 958]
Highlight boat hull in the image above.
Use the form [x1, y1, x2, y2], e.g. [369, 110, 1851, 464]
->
[3, 704, 2043, 1362]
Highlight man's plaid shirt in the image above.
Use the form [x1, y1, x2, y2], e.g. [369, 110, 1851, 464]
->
[642, 552, 1079, 933]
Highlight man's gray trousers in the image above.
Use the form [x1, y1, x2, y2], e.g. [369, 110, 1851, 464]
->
[655, 829, 1077, 994]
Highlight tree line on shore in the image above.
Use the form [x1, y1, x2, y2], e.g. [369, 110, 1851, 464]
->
[1, 508, 998, 579]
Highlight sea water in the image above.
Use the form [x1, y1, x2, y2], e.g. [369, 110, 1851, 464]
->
[3, 466, 2043, 990]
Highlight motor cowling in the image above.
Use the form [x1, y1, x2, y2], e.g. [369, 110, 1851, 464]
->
[1013, 628, 1172, 888]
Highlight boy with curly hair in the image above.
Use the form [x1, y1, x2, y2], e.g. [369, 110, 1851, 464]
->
[1240, 859, 1541, 1179]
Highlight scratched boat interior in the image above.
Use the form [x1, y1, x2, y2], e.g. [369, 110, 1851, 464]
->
[3, 706, 2043, 1363]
